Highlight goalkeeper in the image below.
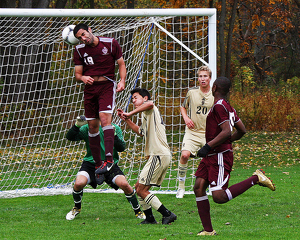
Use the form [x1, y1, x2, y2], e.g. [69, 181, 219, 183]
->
[65, 116, 145, 221]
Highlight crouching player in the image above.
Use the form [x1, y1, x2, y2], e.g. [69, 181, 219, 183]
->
[65, 116, 145, 220]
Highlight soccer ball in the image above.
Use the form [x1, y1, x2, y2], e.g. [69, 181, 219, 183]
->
[62, 25, 79, 45]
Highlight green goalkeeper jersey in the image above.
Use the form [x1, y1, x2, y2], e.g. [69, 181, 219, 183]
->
[66, 123, 125, 164]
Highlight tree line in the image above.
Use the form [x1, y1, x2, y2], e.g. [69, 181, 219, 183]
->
[1, 0, 299, 87]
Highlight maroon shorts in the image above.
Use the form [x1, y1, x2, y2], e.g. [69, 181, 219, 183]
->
[84, 80, 116, 119]
[195, 151, 233, 191]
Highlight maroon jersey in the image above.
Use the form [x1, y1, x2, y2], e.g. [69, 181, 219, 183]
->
[73, 36, 123, 80]
[206, 99, 240, 154]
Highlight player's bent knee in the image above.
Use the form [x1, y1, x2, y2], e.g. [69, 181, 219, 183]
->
[115, 175, 132, 193]
[74, 182, 86, 191]
[212, 191, 229, 204]
[75, 173, 89, 189]
[212, 197, 226, 204]
[118, 182, 132, 192]
[194, 187, 206, 196]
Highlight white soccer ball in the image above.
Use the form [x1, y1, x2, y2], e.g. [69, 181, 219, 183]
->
[62, 25, 80, 45]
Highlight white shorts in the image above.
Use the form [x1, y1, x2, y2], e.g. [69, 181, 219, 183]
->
[139, 155, 171, 187]
[181, 129, 206, 157]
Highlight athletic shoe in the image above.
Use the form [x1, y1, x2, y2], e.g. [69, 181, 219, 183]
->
[138, 219, 158, 224]
[95, 161, 114, 174]
[253, 169, 275, 191]
[197, 230, 217, 236]
[66, 207, 81, 220]
[95, 173, 105, 185]
[135, 211, 146, 219]
[176, 188, 185, 198]
[162, 212, 177, 224]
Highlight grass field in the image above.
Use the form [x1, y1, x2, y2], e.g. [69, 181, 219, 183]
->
[1, 166, 299, 239]
[1, 132, 300, 239]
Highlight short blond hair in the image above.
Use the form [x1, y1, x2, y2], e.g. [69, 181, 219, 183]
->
[197, 66, 212, 78]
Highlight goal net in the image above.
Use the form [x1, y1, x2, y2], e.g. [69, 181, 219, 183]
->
[0, 8, 216, 198]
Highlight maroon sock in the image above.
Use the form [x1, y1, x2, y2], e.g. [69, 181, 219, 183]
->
[196, 196, 213, 232]
[103, 125, 114, 162]
[226, 175, 258, 200]
[88, 132, 102, 167]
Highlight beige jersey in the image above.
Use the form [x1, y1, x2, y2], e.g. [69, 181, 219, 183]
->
[182, 86, 214, 134]
[139, 104, 170, 156]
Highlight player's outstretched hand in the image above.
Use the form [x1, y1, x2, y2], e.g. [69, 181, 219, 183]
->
[75, 115, 87, 127]
[197, 143, 211, 157]
[117, 109, 127, 121]
[117, 108, 123, 115]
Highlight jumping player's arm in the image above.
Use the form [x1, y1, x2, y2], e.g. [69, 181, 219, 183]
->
[116, 57, 126, 92]
[74, 65, 94, 85]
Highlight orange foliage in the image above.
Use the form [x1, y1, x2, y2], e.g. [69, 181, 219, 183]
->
[230, 89, 300, 132]
[251, 14, 260, 29]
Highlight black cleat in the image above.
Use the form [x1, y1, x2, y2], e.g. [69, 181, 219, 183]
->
[162, 212, 177, 224]
[138, 219, 158, 225]
[95, 174, 105, 185]
[95, 161, 114, 174]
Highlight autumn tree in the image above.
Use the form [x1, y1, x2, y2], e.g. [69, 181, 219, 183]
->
[234, 0, 299, 85]
[1, 0, 299, 87]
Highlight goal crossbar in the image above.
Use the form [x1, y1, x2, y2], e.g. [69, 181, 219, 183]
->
[0, 8, 217, 81]
[0, 8, 216, 17]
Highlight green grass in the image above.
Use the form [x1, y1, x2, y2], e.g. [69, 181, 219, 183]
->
[1, 165, 299, 240]
[1, 132, 299, 239]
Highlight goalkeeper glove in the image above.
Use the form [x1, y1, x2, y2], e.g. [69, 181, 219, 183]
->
[197, 143, 211, 157]
[75, 115, 87, 127]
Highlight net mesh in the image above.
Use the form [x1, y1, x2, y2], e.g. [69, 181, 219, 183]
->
[0, 15, 210, 197]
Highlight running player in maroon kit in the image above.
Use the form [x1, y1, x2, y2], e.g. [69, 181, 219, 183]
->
[73, 23, 126, 174]
[194, 77, 275, 236]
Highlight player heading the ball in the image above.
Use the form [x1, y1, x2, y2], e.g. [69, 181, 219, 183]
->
[71, 23, 126, 175]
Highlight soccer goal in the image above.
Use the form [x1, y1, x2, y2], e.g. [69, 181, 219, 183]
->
[0, 8, 216, 198]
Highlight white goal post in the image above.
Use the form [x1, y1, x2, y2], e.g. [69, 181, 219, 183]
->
[0, 8, 217, 198]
